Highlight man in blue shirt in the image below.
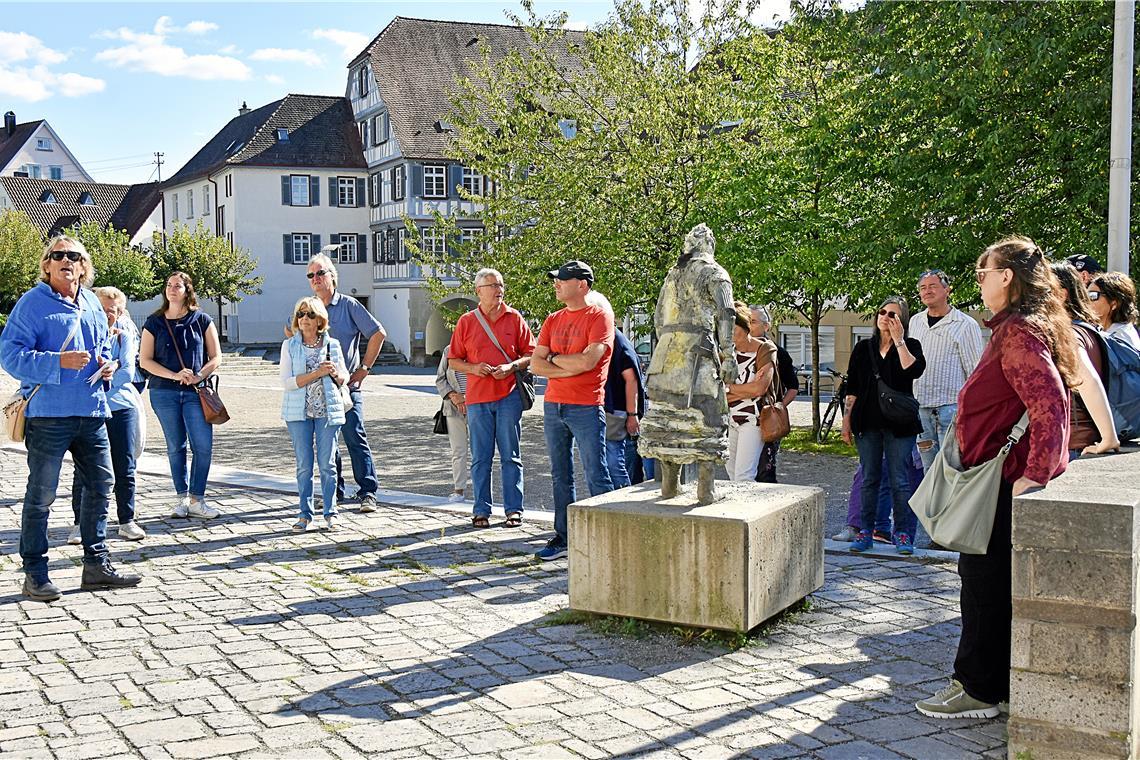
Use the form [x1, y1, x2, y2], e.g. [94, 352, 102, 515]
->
[1, 236, 142, 600]
[603, 329, 647, 487]
[306, 250, 387, 511]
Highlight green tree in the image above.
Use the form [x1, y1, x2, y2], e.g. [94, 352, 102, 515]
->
[151, 221, 263, 339]
[68, 221, 157, 301]
[0, 209, 44, 317]
[413, 0, 762, 323]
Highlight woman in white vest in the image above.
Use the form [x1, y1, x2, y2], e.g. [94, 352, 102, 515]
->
[280, 296, 349, 531]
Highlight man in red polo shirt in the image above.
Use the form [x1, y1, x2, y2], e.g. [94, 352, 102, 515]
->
[447, 268, 535, 528]
[530, 260, 615, 561]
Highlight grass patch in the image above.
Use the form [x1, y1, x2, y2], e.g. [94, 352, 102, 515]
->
[538, 597, 814, 651]
[779, 426, 856, 457]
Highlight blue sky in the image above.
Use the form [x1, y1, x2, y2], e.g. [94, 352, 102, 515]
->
[1, 1, 791, 186]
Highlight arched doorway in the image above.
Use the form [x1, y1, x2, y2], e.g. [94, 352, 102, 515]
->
[425, 295, 476, 358]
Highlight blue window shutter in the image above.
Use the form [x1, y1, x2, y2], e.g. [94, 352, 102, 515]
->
[281, 176, 290, 205]
[358, 234, 367, 262]
[329, 177, 338, 207]
[448, 165, 463, 199]
[411, 164, 423, 198]
[356, 177, 366, 208]
[312, 234, 321, 254]
[283, 234, 291, 263]
[310, 176, 320, 206]
[330, 233, 339, 248]
[390, 167, 398, 199]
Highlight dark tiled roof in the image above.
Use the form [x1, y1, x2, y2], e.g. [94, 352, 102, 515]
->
[0, 177, 160, 238]
[0, 119, 45, 172]
[165, 95, 366, 186]
[355, 17, 586, 160]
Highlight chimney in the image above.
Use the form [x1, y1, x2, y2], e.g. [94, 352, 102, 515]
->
[238, 101, 250, 116]
[4, 111, 15, 138]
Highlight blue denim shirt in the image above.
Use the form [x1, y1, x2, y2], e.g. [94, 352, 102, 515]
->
[106, 318, 142, 412]
[0, 282, 112, 418]
[326, 292, 383, 372]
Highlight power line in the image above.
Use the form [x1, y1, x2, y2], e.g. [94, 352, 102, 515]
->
[81, 153, 153, 166]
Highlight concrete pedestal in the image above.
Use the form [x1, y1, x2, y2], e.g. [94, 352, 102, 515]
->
[568, 481, 825, 632]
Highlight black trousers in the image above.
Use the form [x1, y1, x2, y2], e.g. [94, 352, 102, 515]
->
[952, 478, 1013, 704]
[755, 440, 779, 483]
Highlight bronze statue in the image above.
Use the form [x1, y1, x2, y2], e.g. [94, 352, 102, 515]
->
[638, 224, 736, 504]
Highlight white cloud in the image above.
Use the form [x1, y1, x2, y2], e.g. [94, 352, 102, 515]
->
[311, 28, 369, 60]
[94, 18, 250, 80]
[250, 48, 322, 66]
[0, 32, 103, 102]
[152, 16, 217, 36]
[218, 44, 240, 55]
[264, 74, 285, 84]
[184, 21, 219, 35]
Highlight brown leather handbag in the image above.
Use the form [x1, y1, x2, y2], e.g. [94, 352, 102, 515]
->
[758, 357, 790, 443]
[164, 317, 230, 425]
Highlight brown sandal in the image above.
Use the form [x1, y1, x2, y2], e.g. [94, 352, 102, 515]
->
[471, 516, 490, 528]
[504, 512, 523, 528]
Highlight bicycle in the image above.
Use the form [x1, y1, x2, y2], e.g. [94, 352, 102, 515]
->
[817, 368, 848, 443]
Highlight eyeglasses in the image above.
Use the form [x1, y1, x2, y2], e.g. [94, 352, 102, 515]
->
[296, 310, 316, 319]
[48, 250, 83, 262]
[975, 267, 1007, 284]
[877, 309, 898, 319]
[1088, 290, 1103, 301]
[306, 269, 330, 280]
[477, 282, 505, 289]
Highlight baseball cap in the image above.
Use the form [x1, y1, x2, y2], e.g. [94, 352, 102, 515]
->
[548, 260, 594, 283]
[1066, 254, 1104, 274]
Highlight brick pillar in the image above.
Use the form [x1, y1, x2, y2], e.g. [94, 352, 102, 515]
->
[1008, 448, 1140, 759]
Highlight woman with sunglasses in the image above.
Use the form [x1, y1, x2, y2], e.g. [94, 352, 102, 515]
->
[916, 236, 1076, 720]
[139, 271, 223, 520]
[280, 297, 349, 531]
[1088, 271, 1140, 350]
[841, 296, 926, 554]
[0, 236, 142, 600]
[1049, 262, 1119, 458]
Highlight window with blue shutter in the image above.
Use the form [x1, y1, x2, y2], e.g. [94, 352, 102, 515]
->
[358, 234, 367, 262]
[393, 165, 406, 201]
[281, 176, 291, 205]
[328, 177, 338, 207]
[356, 178, 366, 208]
[282, 233, 291, 263]
[310, 176, 320, 206]
[448, 165, 463, 199]
[411, 164, 424, 199]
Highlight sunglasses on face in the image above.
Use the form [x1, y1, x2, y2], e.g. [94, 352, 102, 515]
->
[1088, 290, 1103, 301]
[877, 309, 898, 319]
[296, 310, 316, 319]
[306, 269, 330, 280]
[48, 250, 83, 262]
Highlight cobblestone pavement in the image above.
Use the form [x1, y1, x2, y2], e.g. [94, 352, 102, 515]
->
[0, 441, 1005, 759]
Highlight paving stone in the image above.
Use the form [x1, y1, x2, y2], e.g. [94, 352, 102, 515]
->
[122, 717, 208, 747]
[815, 740, 909, 759]
[165, 734, 262, 758]
[340, 719, 436, 753]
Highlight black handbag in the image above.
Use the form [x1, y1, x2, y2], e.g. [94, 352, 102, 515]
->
[433, 403, 448, 434]
[869, 341, 919, 426]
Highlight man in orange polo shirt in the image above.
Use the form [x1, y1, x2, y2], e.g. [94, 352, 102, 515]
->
[447, 268, 536, 528]
[530, 260, 615, 561]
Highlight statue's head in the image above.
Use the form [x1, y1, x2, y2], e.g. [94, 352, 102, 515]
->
[679, 223, 715, 265]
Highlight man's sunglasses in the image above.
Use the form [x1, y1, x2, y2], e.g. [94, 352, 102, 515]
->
[306, 269, 330, 280]
[48, 250, 83, 262]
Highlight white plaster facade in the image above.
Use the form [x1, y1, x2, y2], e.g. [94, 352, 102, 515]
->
[3, 121, 93, 182]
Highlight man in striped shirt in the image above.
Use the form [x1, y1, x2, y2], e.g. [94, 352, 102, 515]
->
[909, 270, 985, 470]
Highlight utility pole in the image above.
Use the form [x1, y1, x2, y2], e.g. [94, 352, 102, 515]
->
[154, 152, 164, 183]
[1107, 0, 1133, 274]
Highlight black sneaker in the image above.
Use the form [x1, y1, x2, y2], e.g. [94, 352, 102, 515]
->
[81, 561, 142, 590]
[535, 538, 568, 561]
[22, 576, 62, 602]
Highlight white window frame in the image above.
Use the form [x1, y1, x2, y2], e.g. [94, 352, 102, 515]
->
[172, 193, 179, 221]
[459, 227, 486, 253]
[292, 233, 312, 264]
[187, 188, 195, 217]
[225, 174, 232, 197]
[461, 168, 483, 197]
[356, 66, 369, 98]
[203, 185, 211, 215]
[276, 128, 289, 142]
[337, 176, 356, 207]
[290, 174, 310, 207]
[338, 234, 358, 264]
[358, 120, 368, 147]
[421, 226, 446, 257]
[393, 165, 406, 201]
[423, 165, 446, 199]
[778, 326, 835, 369]
[49, 166, 62, 180]
[36, 138, 52, 151]
[397, 228, 407, 261]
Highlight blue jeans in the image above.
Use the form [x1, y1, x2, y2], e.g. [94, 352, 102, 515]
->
[336, 387, 378, 500]
[287, 416, 341, 519]
[72, 406, 139, 524]
[606, 439, 631, 488]
[150, 387, 213, 498]
[467, 391, 524, 517]
[544, 402, 613, 543]
[853, 428, 918, 537]
[22, 417, 112, 580]
[918, 404, 957, 470]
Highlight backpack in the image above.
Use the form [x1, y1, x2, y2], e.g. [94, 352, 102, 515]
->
[1077, 321, 1140, 441]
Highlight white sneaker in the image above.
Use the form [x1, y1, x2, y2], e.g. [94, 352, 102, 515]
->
[67, 524, 82, 545]
[447, 492, 465, 503]
[832, 526, 858, 542]
[358, 494, 378, 513]
[170, 495, 190, 518]
[187, 498, 220, 519]
[325, 514, 338, 531]
[118, 521, 147, 541]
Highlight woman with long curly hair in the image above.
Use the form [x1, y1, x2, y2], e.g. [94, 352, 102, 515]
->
[917, 236, 1076, 720]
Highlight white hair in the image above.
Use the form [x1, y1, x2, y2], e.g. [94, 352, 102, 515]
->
[309, 252, 339, 287]
[473, 267, 503, 288]
[749, 305, 771, 324]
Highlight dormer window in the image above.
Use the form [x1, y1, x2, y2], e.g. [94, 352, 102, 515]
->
[276, 128, 289, 142]
[356, 66, 369, 98]
[78, 192, 96, 206]
[433, 120, 454, 133]
[36, 138, 52, 151]
[40, 190, 57, 204]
